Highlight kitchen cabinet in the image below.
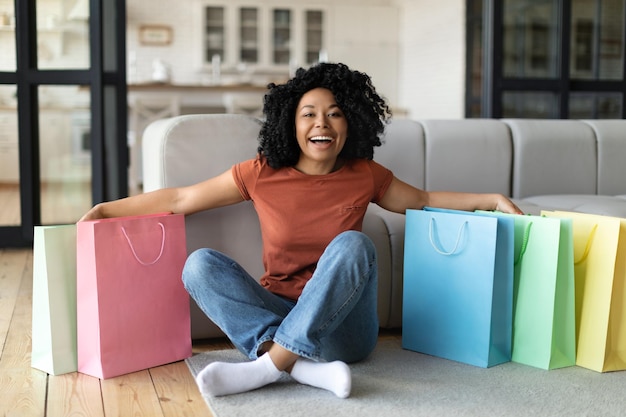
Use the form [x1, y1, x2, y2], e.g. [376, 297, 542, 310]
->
[200, 1, 326, 70]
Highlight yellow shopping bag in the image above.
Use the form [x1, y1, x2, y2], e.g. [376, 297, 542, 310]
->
[542, 211, 626, 372]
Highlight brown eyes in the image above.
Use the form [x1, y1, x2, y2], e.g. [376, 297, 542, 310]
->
[301, 112, 343, 118]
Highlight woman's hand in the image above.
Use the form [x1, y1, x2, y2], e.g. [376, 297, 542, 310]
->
[78, 204, 104, 222]
[493, 194, 524, 215]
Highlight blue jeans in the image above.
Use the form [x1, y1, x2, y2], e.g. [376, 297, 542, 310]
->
[182, 230, 379, 363]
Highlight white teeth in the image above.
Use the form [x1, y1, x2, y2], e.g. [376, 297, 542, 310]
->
[310, 136, 332, 142]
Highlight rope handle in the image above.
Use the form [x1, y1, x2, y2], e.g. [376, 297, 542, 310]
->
[574, 223, 598, 265]
[428, 218, 468, 256]
[514, 222, 533, 266]
[121, 222, 166, 266]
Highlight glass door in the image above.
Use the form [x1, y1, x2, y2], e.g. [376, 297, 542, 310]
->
[35, 0, 92, 225]
[239, 7, 258, 64]
[272, 9, 291, 65]
[500, 0, 561, 118]
[569, 0, 624, 118]
[0, 1, 19, 229]
[305, 10, 324, 64]
[467, 0, 626, 119]
[204, 6, 225, 63]
[0, 0, 127, 247]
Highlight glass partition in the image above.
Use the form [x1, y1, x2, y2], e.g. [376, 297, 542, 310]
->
[503, 0, 560, 78]
[569, 92, 623, 118]
[0, 85, 19, 226]
[0, 0, 16, 71]
[502, 91, 559, 118]
[571, 0, 624, 80]
[38, 85, 92, 224]
[36, 0, 90, 70]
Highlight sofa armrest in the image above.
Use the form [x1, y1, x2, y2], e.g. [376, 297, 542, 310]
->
[363, 204, 406, 328]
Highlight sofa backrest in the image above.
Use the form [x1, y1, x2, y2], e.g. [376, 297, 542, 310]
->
[582, 120, 626, 196]
[503, 119, 597, 199]
[143, 114, 261, 189]
[420, 119, 513, 196]
[375, 119, 425, 189]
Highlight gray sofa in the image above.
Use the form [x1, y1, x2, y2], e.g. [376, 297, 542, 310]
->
[143, 115, 626, 339]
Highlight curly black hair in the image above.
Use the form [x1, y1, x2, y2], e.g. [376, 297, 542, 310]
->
[258, 62, 392, 169]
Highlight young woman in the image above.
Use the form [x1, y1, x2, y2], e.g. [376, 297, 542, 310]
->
[80, 63, 521, 398]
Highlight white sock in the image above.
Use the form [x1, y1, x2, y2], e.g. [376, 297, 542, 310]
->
[195, 353, 283, 397]
[290, 358, 352, 398]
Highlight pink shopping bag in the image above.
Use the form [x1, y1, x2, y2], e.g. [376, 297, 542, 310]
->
[77, 213, 191, 379]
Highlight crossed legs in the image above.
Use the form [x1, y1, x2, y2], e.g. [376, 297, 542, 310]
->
[183, 231, 379, 397]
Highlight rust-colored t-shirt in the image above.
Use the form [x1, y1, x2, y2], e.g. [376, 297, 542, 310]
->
[232, 156, 394, 300]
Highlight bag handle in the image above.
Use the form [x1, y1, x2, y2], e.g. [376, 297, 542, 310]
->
[429, 218, 468, 256]
[121, 222, 166, 266]
[514, 222, 533, 266]
[574, 223, 598, 265]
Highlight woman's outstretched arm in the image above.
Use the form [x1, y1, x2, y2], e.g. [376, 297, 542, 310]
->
[79, 169, 244, 221]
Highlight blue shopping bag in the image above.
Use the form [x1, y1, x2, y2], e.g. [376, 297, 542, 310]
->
[402, 208, 514, 368]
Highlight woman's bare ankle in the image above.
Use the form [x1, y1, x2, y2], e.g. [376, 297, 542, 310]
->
[268, 344, 299, 371]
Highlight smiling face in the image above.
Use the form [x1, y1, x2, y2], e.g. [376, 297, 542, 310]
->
[294, 88, 348, 175]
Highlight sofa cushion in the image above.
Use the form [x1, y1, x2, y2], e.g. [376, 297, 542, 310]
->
[504, 119, 597, 199]
[420, 119, 513, 195]
[582, 120, 626, 196]
[523, 194, 626, 217]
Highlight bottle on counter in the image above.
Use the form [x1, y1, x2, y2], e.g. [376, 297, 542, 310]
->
[151, 59, 170, 83]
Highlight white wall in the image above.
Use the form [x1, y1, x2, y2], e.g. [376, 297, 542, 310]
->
[127, 0, 469, 118]
[329, 3, 399, 109]
[126, 0, 200, 84]
[396, 0, 466, 119]
[2, 0, 468, 117]
[126, 0, 401, 105]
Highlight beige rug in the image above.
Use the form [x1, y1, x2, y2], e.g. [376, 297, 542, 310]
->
[185, 338, 626, 417]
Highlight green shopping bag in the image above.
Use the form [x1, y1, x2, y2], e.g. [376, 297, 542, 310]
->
[479, 212, 576, 370]
[31, 224, 78, 375]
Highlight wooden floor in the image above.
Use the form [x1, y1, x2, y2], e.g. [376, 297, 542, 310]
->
[0, 248, 402, 417]
[0, 247, 236, 417]
[0, 182, 228, 415]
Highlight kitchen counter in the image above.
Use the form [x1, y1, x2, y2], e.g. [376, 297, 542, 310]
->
[127, 82, 269, 114]
[127, 82, 270, 189]
[128, 82, 270, 93]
